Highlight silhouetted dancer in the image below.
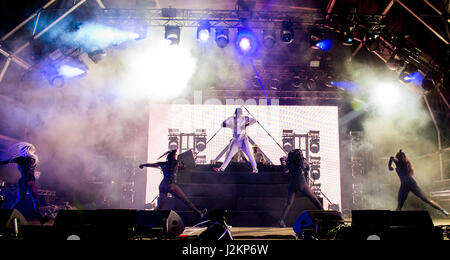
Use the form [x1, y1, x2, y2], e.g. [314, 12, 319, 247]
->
[279, 149, 323, 227]
[140, 150, 207, 218]
[389, 149, 448, 216]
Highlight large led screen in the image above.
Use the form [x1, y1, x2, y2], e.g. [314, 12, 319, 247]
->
[145, 104, 341, 211]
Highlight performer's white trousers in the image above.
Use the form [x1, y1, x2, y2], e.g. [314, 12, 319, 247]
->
[220, 137, 257, 171]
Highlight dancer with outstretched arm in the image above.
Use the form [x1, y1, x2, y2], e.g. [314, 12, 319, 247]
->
[214, 108, 259, 174]
[139, 150, 207, 218]
[389, 149, 448, 216]
[278, 149, 323, 227]
[0, 142, 51, 224]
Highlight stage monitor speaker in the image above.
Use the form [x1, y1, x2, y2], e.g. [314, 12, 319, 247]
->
[178, 150, 196, 169]
[351, 210, 438, 240]
[95, 209, 137, 240]
[388, 210, 438, 240]
[351, 210, 391, 230]
[0, 209, 28, 237]
[389, 210, 434, 229]
[54, 209, 138, 240]
[53, 210, 98, 240]
[136, 210, 185, 238]
[293, 210, 343, 239]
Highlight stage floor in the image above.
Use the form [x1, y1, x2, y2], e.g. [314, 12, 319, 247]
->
[181, 218, 450, 240]
[21, 218, 450, 240]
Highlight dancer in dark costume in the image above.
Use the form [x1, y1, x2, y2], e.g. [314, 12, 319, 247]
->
[278, 149, 323, 227]
[139, 150, 207, 218]
[0, 143, 51, 224]
[389, 149, 448, 216]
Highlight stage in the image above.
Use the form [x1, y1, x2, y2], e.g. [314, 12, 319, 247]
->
[7, 215, 448, 241]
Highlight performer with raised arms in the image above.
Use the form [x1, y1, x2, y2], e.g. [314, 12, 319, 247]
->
[214, 108, 259, 174]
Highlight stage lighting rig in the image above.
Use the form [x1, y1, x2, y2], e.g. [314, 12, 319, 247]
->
[165, 25, 181, 45]
[215, 28, 230, 48]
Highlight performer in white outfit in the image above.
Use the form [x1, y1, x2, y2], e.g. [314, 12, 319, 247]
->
[214, 108, 258, 174]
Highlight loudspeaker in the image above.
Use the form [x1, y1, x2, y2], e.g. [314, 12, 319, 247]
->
[53, 209, 137, 240]
[178, 150, 196, 169]
[351, 210, 438, 240]
[95, 209, 137, 240]
[351, 210, 391, 230]
[293, 210, 343, 239]
[53, 210, 98, 240]
[136, 210, 185, 238]
[0, 209, 28, 236]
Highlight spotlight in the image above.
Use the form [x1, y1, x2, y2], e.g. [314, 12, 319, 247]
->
[292, 76, 302, 88]
[262, 30, 276, 48]
[399, 65, 423, 85]
[340, 28, 354, 46]
[165, 25, 181, 45]
[269, 78, 281, 90]
[133, 23, 148, 40]
[236, 28, 259, 56]
[386, 56, 404, 71]
[197, 21, 211, 42]
[42, 65, 65, 88]
[88, 49, 107, 63]
[315, 39, 333, 52]
[215, 28, 229, 48]
[58, 65, 86, 78]
[309, 27, 324, 49]
[280, 21, 295, 44]
[422, 75, 437, 91]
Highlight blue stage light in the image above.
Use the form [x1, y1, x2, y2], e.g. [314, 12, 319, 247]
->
[315, 39, 333, 51]
[197, 21, 211, 42]
[58, 65, 86, 78]
[402, 71, 424, 85]
[236, 28, 259, 56]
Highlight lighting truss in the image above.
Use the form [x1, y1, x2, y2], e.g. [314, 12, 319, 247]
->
[89, 8, 324, 29]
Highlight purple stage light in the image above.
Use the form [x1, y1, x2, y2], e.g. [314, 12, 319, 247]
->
[236, 28, 259, 56]
[58, 65, 86, 78]
[239, 37, 252, 52]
